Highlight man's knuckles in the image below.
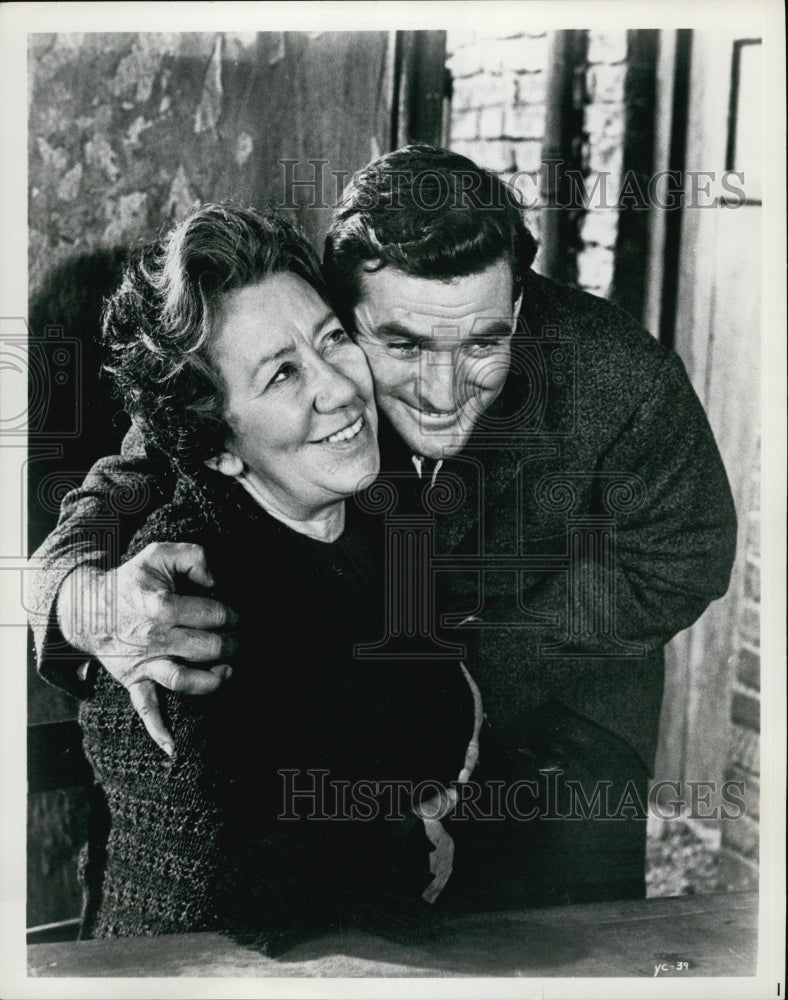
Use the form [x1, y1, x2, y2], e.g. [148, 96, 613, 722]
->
[121, 617, 167, 652]
[145, 657, 218, 694]
[115, 620, 236, 661]
[140, 540, 208, 576]
[151, 589, 181, 623]
[160, 661, 190, 693]
[139, 540, 195, 562]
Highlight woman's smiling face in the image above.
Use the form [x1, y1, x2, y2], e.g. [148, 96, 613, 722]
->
[209, 272, 379, 519]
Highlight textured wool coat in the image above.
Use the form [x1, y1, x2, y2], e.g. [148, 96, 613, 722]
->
[366, 271, 738, 773]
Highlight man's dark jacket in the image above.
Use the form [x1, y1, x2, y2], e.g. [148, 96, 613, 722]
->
[29, 272, 737, 774]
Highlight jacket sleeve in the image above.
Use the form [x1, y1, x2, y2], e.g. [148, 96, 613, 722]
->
[522, 348, 738, 654]
[27, 424, 173, 697]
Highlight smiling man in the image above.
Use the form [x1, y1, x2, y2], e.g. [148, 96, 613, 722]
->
[350, 260, 519, 459]
[315, 146, 738, 908]
[30, 145, 737, 912]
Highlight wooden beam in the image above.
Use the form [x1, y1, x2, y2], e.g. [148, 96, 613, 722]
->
[539, 30, 588, 287]
[391, 31, 448, 149]
[611, 30, 659, 324]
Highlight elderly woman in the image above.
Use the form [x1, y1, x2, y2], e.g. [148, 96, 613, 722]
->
[77, 204, 480, 954]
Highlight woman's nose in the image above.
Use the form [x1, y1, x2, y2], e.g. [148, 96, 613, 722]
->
[313, 357, 359, 412]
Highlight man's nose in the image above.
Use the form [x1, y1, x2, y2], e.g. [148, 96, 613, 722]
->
[418, 352, 457, 413]
[313, 357, 359, 412]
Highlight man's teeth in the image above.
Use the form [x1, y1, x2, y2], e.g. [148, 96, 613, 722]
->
[325, 416, 363, 443]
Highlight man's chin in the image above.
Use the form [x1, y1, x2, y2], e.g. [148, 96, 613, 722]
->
[393, 419, 471, 459]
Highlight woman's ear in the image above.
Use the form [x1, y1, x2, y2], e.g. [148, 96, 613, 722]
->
[204, 451, 244, 477]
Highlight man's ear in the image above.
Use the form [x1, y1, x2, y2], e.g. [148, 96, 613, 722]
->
[204, 451, 244, 477]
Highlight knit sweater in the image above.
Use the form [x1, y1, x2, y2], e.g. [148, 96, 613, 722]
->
[78, 473, 476, 944]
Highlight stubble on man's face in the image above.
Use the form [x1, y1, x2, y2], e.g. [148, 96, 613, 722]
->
[351, 259, 520, 459]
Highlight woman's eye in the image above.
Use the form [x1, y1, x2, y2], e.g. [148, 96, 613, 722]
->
[323, 327, 350, 349]
[269, 362, 299, 386]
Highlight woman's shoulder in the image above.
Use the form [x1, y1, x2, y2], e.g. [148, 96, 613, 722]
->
[123, 493, 211, 561]
[122, 472, 263, 562]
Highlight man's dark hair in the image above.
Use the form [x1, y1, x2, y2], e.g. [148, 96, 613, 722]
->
[102, 203, 327, 472]
[323, 144, 538, 326]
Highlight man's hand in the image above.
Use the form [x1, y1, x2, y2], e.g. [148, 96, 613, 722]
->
[57, 543, 238, 756]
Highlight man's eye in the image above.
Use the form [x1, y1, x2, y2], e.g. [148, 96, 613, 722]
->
[388, 342, 419, 357]
[465, 340, 503, 358]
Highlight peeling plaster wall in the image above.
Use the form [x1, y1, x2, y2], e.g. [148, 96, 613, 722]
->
[28, 31, 392, 300]
[29, 33, 259, 297]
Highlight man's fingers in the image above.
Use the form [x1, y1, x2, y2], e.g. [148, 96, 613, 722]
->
[106, 623, 238, 664]
[126, 658, 235, 754]
[151, 592, 239, 629]
[142, 542, 215, 589]
[162, 626, 238, 662]
[207, 663, 234, 683]
[128, 680, 174, 756]
[142, 656, 233, 695]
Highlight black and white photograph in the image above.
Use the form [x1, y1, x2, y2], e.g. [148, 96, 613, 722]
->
[1, 1, 785, 995]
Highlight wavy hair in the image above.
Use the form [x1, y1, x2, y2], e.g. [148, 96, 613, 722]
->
[102, 204, 327, 471]
[323, 144, 538, 329]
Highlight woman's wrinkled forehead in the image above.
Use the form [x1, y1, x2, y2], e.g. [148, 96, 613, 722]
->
[209, 274, 338, 369]
[207, 266, 332, 334]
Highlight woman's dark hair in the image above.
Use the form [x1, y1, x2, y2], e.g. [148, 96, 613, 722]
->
[323, 144, 538, 328]
[102, 204, 326, 470]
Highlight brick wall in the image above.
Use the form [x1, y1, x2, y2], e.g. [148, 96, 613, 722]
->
[446, 29, 630, 297]
[447, 31, 550, 253]
[577, 31, 628, 298]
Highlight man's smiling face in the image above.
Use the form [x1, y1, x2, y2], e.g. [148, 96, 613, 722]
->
[351, 258, 521, 459]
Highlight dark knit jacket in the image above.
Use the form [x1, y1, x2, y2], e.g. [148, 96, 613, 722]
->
[31, 271, 737, 776]
[78, 474, 475, 941]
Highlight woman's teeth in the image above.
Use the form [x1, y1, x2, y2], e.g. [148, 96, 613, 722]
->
[325, 416, 363, 444]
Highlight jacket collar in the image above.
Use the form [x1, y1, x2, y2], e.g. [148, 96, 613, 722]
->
[375, 366, 555, 552]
